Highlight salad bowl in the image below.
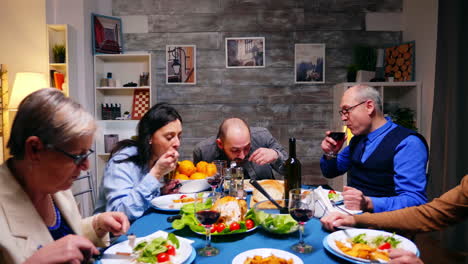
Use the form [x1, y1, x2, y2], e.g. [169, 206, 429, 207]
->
[252, 199, 299, 234]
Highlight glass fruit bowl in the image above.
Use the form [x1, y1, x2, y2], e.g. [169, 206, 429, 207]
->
[253, 200, 299, 234]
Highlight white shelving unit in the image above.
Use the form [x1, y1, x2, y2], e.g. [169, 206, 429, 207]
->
[93, 53, 152, 183]
[329, 81, 421, 190]
[47, 24, 69, 96]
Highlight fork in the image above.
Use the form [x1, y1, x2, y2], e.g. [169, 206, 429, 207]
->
[330, 200, 354, 216]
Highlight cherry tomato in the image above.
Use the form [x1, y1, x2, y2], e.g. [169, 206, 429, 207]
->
[210, 224, 217, 233]
[180, 194, 187, 199]
[378, 242, 391, 250]
[229, 222, 240, 231]
[328, 190, 336, 194]
[245, 219, 255, 229]
[157, 252, 170, 262]
[216, 223, 226, 232]
[165, 244, 176, 256]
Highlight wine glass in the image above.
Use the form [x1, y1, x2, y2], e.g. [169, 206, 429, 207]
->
[289, 188, 314, 253]
[326, 132, 345, 158]
[206, 174, 222, 197]
[213, 160, 227, 178]
[194, 192, 221, 256]
[211, 160, 227, 194]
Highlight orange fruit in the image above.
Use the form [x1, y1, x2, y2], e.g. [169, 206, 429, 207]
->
[174, 173, 190, 180]
[205, 163, 217, 176]
[178, 160, 196, 176]
[196, 161, 209, 173]
[190, 172, 207, 180]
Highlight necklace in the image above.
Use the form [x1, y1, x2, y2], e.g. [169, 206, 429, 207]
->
[47, 195, 57, 227]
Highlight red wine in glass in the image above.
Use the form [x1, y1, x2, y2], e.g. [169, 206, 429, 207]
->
[329, 132, 345, 142]
[207, 177, 222, 187]
[196, 210, 221, 225]
[290, 208, 313, 223]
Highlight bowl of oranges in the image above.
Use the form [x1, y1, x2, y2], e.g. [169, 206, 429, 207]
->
[173, 160, 217, 193]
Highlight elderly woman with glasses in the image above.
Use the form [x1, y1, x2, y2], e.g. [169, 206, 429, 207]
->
[319, 84, 429, 213]
[0, 88, 129, 264]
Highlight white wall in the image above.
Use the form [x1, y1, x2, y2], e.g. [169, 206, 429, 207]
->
[46, 0, 112, 216]
[0, 0, 48, 93]
[403, 0, 438, 144]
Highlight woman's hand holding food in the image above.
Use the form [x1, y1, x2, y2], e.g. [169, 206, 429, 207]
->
[24, 235, 99, 264]
[320, 212, 356, 231]
[150, 150, 179, 180]
[93, 212, 130, 238]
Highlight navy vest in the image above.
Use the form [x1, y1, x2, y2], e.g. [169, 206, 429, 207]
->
[348, 125, 428, 197]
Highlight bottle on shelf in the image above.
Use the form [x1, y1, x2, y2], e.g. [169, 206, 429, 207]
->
[107, 72, 116, 87]
[284, 137, 301, 199]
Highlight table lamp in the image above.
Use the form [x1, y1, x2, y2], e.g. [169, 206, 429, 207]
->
[9, 72, 48, 109]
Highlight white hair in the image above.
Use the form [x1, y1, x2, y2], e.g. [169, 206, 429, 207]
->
[352, 84, 383, 113]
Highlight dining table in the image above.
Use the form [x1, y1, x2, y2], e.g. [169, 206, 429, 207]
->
[106, 193, 346, 264]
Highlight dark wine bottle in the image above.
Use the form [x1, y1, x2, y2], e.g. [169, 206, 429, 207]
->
[284, 137, 301, 200]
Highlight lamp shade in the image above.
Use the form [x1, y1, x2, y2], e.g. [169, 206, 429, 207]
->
[172, 59, 181, 75]
[9, 72, 48, 109]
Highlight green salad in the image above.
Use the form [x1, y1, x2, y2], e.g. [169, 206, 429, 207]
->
[351, 233, 402, 249]
[133, 233, 180, 263]
[246, 208, 298, 234]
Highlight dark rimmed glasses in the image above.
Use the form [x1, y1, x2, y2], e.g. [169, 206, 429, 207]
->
[338, 101, 367, 116]
[47, 145, 94, 165]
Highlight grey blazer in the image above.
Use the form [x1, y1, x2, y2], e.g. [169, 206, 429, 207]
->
[193, 127, 288, 180]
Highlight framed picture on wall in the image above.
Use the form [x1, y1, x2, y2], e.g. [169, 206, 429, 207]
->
[92, 13, 123, 54]
[226, 37, 265, 68]
[166, 45, 196, 84]
[294, 44, 325, 83]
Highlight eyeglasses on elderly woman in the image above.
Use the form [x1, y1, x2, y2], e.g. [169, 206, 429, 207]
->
[46, 145, 94, 165]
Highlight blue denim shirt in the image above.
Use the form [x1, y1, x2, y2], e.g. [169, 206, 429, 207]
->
[94, 146, 162, 221]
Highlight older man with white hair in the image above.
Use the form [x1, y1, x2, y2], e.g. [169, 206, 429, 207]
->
[320, 84, 429, 213]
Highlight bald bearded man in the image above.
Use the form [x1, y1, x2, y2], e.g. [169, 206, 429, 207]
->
[193, 118, 288, 180]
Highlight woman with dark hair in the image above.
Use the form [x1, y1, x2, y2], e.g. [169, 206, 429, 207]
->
[95, 103, 183, 220]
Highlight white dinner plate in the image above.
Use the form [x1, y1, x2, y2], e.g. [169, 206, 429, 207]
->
[319, 188, 344, 204]
[101, 231, 194, 264]
[232, 248, 303, 264]
[178, 179, 211, 193]
[243, 181, 254, 193]
[151, 193, 209, 212]
[323, 228, 419, 263]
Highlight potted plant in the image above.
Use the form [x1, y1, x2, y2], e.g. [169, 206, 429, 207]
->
[346, 64, 359, 82]
[53, 44, 66, 63]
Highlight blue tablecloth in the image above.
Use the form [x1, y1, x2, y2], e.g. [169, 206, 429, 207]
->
[111, 207, 345, 263]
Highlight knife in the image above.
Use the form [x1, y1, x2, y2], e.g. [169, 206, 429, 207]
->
[249, 179, 288, 213]
[96, 252, 135, 260]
